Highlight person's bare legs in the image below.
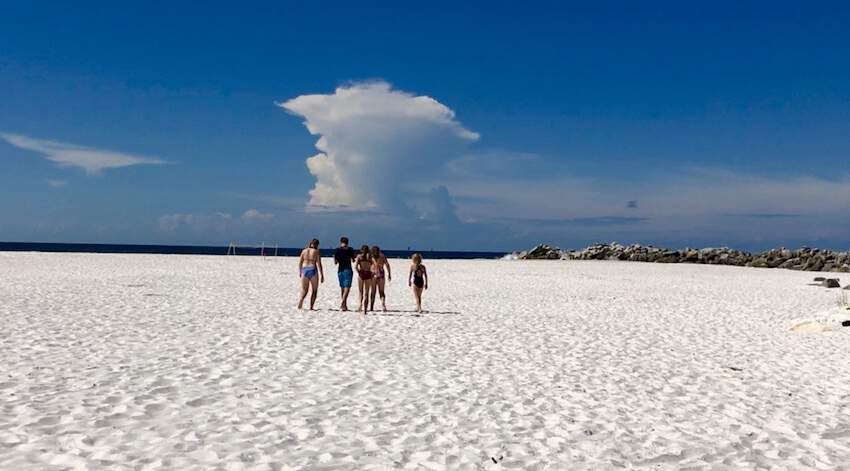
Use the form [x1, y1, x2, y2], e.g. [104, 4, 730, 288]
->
[413, 286, 423, 313]
[361, 280, 373, 313]
[309, 275, 319, 310]
[376, 278, 387, 312]
[369, 281, 377, 311]
[357, 277, 365, 311]
[339, 286, 345, 310]
[297, 275, 310, 309]
[368, 280, 375, 312]
[360, 280, 367, 313]
[341, 287, 351, 311]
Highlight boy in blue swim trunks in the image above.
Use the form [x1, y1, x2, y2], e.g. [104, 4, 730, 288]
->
[333, 237, 356, 311]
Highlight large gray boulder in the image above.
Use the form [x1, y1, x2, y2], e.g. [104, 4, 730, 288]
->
[751, 257, 769, 268]
[520, 244, 562, 260]
[823, 278, 841, 288]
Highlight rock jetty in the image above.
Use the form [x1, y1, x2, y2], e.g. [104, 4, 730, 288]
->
[514, 243, 850, 272]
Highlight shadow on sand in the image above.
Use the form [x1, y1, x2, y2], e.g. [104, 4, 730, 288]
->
[324, 308, 461, 316]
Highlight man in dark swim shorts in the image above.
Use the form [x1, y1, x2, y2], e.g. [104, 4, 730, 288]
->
[334, 237, 356, 311]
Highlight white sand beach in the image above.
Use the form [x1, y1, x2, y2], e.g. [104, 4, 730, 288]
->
[1, 252, 849, 470]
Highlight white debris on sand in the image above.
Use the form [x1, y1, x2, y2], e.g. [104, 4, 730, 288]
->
[789, 308, 850, 333]
[1, 252, 849, 470]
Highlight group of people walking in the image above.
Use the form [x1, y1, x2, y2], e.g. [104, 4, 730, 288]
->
[297, 237, 429, 314]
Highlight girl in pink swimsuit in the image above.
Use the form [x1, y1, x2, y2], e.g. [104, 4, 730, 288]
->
[370, 245, 391, 312]
[355, 245, 374, 313]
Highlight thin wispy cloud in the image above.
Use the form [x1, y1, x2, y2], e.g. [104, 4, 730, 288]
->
[158, 209, 275, 234]
[445, 151, 543, 178]
[723, 213, 802, 219]
[45, 179, 68, 188]
[240, 208, 273, 222]
[228, 192, 306, 211]
[158, 212, 233, 234]
[1, 132, 165, 174]
[496, 216, 649, 227]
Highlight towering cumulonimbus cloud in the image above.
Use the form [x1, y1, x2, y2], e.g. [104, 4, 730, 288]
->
[279, 81, 479, 214]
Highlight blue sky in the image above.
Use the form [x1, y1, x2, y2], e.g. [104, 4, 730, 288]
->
[2, 2, 850, 251]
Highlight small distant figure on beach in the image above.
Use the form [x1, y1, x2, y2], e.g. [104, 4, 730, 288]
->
[370, 245, 391, 312]
[408, 253, 428, 313]
[297, 238, 324, 310]
[355, 245, 374, 313]
[334, 237, 356, 311]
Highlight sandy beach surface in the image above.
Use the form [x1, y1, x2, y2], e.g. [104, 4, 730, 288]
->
[1, 252, 849, 470]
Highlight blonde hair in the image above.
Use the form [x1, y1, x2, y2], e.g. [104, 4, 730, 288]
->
[411, 253, 422, 264]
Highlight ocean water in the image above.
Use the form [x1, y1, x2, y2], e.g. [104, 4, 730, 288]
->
[0, 242, 505, 260]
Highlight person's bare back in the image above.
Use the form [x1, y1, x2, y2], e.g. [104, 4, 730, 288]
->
[297, 239, 324, 310]
[300, 247, 320, 267]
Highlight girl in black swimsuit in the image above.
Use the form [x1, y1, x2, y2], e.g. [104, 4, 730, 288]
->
[407, 253, 428, 313]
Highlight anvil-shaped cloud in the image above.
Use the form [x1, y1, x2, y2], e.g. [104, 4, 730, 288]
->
[279, 81, 479, 215]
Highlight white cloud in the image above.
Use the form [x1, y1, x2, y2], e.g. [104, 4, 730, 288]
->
[444, 167, 850, 245]
[229, 192, 307, 209]
[158, 209, 275, 236]
[279, 81, 478, 213]
[158, 212, 233, 234]
[241, 208, 272, 222]
[445, 150, 544, 178]
[46, 179, 68, 188]
[637, 169, 850, 218]
[1, 132, 165, 174]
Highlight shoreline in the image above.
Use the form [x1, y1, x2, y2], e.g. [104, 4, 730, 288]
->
[0, 241, 504, 260]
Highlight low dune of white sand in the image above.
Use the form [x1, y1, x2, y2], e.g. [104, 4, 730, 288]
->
[1, 252, 850, 470]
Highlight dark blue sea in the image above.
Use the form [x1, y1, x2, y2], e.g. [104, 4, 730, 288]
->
[0, 242, 505, 260]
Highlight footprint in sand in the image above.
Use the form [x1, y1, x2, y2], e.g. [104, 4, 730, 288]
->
[150, 386, 177, 395]
[104, 395, 123, 405]
[186, 397, 207, 407]
[144, 403, 167, 415]
[32, 415, 61, 426]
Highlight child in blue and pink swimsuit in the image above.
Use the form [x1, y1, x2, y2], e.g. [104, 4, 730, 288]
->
[297, 238, 324, 310]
